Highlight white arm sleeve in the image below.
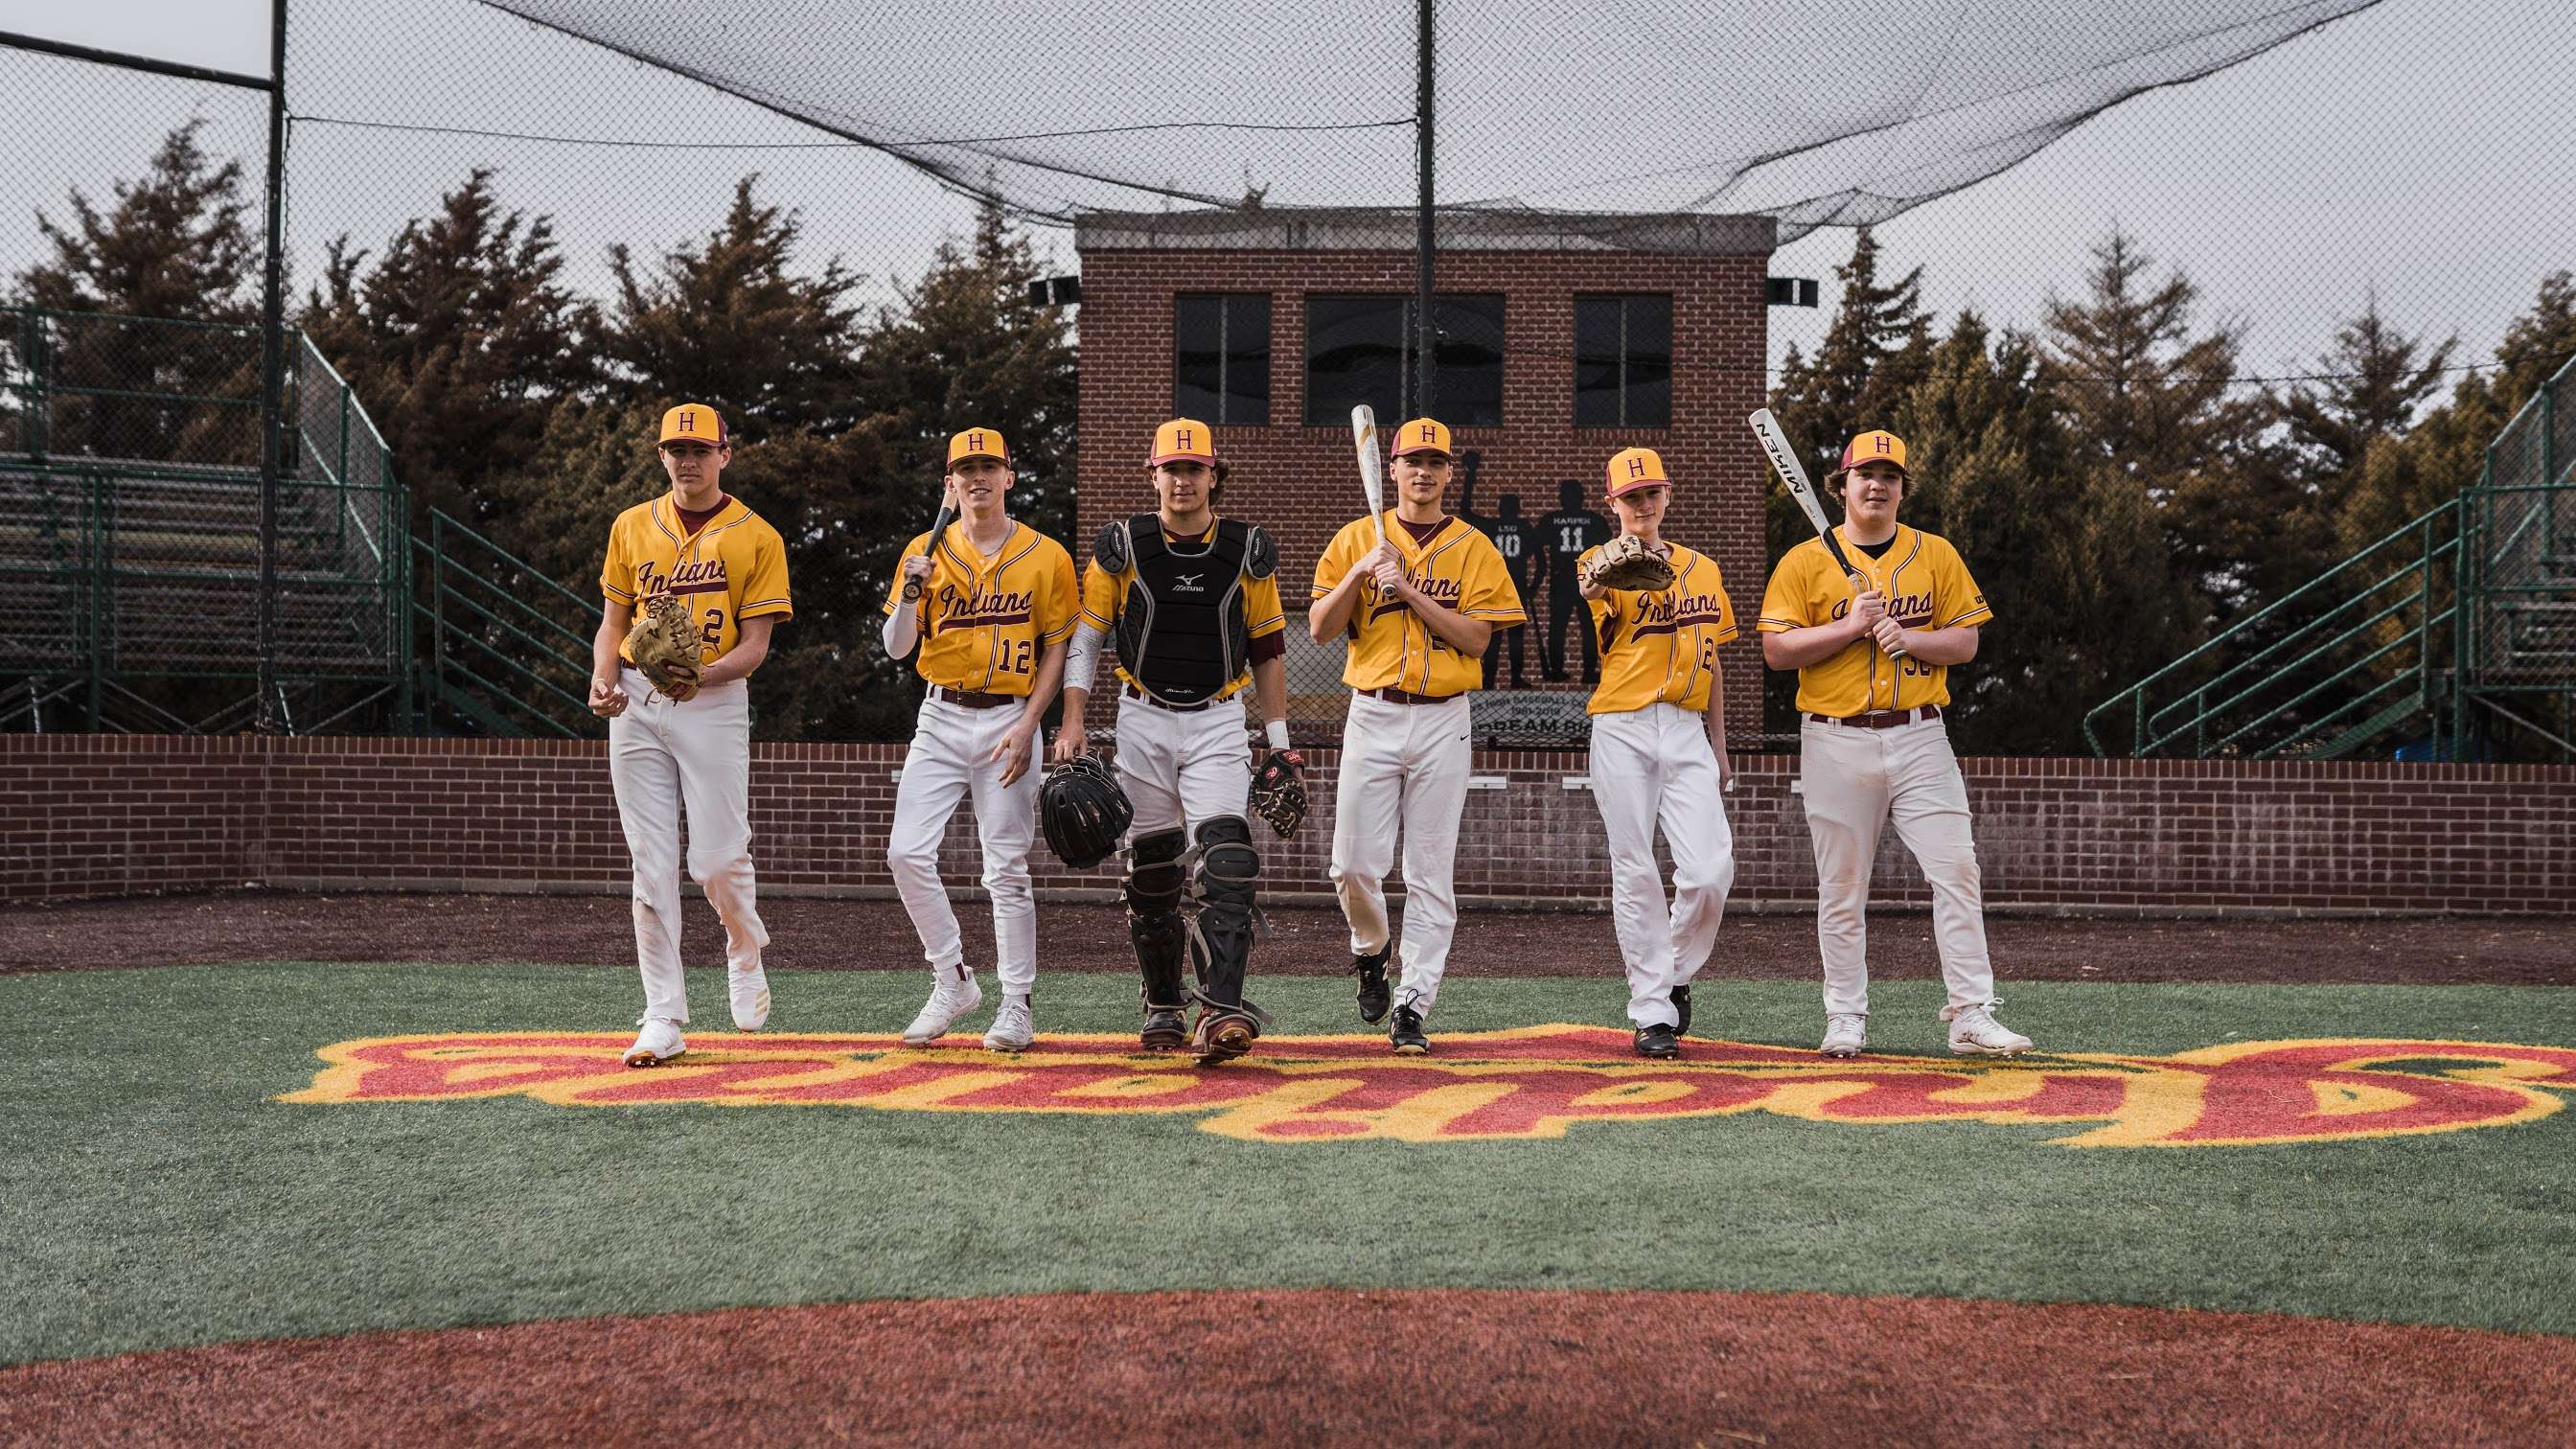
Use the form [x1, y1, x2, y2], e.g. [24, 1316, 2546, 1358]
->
[882, 605, 919, 659]
[1064, 620, 1106, 696]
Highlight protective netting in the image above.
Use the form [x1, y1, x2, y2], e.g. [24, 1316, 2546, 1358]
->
[477, 0, 2381, 240]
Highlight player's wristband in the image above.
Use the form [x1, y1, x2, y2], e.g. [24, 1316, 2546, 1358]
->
[1265, 719, 1291, 751]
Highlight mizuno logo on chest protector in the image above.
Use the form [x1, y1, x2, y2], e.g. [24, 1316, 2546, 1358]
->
[1108, 515, 1260, 707]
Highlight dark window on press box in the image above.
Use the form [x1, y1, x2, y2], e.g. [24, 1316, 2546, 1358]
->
[1574, 293, 1672, 427]
[1303, 293, 1506, 427]
[1174, 293, 1271, 425]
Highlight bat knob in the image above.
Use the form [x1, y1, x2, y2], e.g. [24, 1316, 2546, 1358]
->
[901, 580, 924, 602]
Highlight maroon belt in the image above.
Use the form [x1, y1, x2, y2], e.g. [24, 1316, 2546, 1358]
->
[1359, 686, 1461, 706]
[932, 686, 1017, 709]
[1809, 703, 1942, 729]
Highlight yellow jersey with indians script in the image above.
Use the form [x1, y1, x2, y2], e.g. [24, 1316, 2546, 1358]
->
[600, 493, 793, 667]
[1581, 541, 1737, 716]
[1755, 524, 1992, 717]
[883, 520, 1079, 696]
[1310, 513, 1527, 697]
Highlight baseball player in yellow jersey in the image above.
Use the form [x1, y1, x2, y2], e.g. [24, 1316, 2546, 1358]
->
[1578, 447, 1736, 1060]
[1049, 418, 1297, 1064]
[1308, 417, 1526, 1053]
[588, 403, 794, 1069]
[1757, 428, 2033, 1059]
[881, 427, 1079, 1053]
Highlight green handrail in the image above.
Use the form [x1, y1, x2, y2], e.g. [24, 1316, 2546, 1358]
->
[2085, 497, 2460, 755]
[409, 506, 604, 736]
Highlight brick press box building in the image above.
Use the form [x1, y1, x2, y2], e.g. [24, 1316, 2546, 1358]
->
[1069, 208, 1779, 745]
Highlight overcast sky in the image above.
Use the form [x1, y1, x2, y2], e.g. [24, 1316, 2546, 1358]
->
[5, 0, 2568, 394]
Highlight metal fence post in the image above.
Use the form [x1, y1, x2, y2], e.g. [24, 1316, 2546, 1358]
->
[22, 310, 49, 461]
[86, 470, 105, 728]
[430, 511, 447, 702]
[250, 1, 291, 734]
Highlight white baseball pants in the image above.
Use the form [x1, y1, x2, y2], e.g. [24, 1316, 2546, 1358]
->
[609, 669, 768, 1025]
[1589, 702, 1735, 1028]
[1798, 715, 1995, 1020]
[1329, 692, 1472, 1014]
[886, 696, 1041, 995]
[1114, 691, 1252, 837]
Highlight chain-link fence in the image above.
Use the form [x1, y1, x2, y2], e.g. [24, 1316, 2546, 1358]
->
[3, 2, 2572, 751]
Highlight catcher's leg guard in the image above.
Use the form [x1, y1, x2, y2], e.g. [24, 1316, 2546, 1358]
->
[1186, 816, 1265, 1065]
[1125, 828, 1190, 1050]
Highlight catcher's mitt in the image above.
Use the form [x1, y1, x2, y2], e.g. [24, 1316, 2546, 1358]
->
[1249, 748, 1307, 839]
[1579, 534, 1676, 593]
[1040, 750, 1134, 868]
[624, 594, 704, 698]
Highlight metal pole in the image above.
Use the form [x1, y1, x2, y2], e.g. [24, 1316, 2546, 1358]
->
[1414, 0, 1435, 419]
[253, 0, 289, 734]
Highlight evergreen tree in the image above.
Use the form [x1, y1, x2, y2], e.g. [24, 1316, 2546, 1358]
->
[855, 196, 1079, 546]
[2340, 271, 2576, 550]
[2039, 228, 2277, 622]
[1770, 227, 1932, 479]
[14, 124, 264, 463]
[18, 122, 257, 321]
[1890, 313, 2203, 753]
[603, 178, 864, 432]
[2281, 295, 2455, 479]
[299, 170, 597, 527]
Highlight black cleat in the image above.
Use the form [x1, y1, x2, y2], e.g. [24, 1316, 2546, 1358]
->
[1389, 1003, 1430, 1055]
[1349, 944, 1393, 1024]
[1671, 982, 1693, 1038]
[1634, 1023, 1680, 1060]
[1140, 1005, 1190, 1051]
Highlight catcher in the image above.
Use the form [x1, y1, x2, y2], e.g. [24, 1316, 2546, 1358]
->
[1577, 447, 1736, 1059]
[1306, 416, 1526, 1054]
[1048, 417, 1300, 1065]
[588, 402, 793, 1069]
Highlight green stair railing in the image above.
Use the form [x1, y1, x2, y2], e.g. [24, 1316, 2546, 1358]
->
[2084, 500, 2462, 759]
[2088, 351, 2576, 762]
[413, 507, 602, 738]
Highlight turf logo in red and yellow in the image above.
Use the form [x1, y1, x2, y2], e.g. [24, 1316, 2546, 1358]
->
[280, 1027, 2576, 1148]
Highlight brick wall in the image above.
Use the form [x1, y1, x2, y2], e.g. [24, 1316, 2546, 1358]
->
[1073, 246, 1773, 740]
[8, 734, 2574, 914]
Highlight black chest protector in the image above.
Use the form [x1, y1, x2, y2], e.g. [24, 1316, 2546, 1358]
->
[1111, 514, 1260, 707]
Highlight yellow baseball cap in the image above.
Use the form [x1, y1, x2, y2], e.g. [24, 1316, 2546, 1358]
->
[1391, 417, 1454, 459]
[1839, 429, 1909, 474]
[1605, 447, 1670, 498]
[657, 403, 728, 447]
[947, 426, 1010, 466]
[1149, 418, 1219, 468]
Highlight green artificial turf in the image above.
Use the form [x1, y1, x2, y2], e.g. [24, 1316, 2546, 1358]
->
[2, 962, 2571, 1365]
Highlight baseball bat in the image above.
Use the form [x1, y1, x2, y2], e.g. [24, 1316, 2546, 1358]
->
[1747, 408, 1907, 659]
[1350, 404, 1389, 548]
[901, 489, 958, 604]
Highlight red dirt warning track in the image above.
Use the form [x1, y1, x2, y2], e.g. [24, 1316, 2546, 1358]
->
[10, 1288, 2570, 1446]
[10, 890, 2574, 984]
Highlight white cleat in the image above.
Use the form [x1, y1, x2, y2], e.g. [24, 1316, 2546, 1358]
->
[1948, 1004, 2034, 1058]
[1819, 1012, 1867, 1058]
[729, 962, 771, 1032]
[903, 976, 984, 1045]
[982, 994, 1035, 1053]
[623, 1018, 686, 1068]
